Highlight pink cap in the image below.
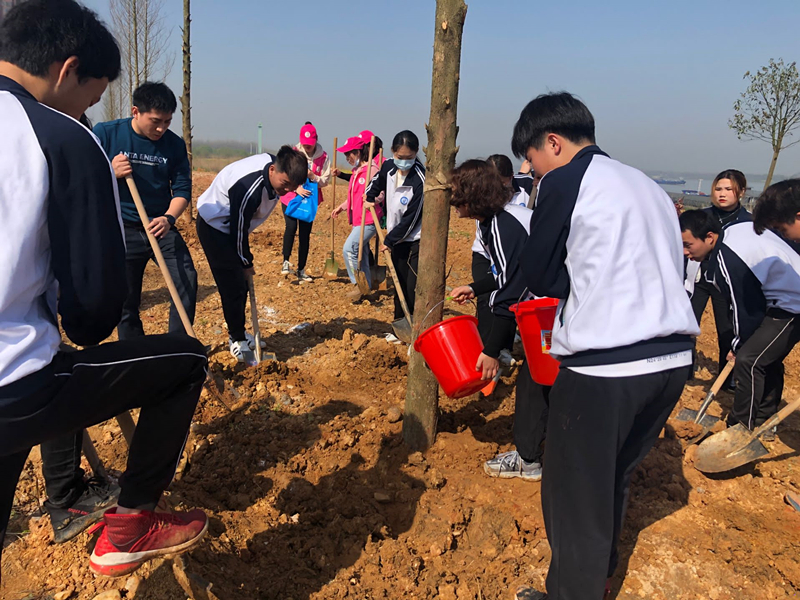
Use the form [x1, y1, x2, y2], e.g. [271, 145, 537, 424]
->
[358, 130, 375, 143]
[337, 136, 366, 153]
[299, 123, 318, 146]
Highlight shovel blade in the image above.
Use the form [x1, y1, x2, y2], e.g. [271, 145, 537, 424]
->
[675, 409, 720, 429]
[324, 255, 339, 278]
[695, 423, 770, 473]
[392, 317, 413, 344]
[356, 271, 371, 295]
[241, 347, 259, 367]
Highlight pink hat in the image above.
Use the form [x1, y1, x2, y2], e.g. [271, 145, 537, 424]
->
[337, 136, 366, 153]
[299, 123, 318, 145]
[358, 130, 375, 143]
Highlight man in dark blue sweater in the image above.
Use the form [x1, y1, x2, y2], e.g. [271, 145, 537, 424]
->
[94, 82, 197, 339]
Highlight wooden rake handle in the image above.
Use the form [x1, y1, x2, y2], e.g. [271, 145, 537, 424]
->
[368, 206, 413, 324]
[356, 136, 377, 265]
[331, 136, 337, 253]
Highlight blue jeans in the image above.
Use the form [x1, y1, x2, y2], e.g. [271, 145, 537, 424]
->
[343, 224, 377, 286]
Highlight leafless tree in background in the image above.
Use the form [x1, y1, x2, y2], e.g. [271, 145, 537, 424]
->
[103, 0, 174, 120]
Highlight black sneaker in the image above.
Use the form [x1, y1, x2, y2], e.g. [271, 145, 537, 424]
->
[515, 588, 547, 600]
[45, 477, 120, 544]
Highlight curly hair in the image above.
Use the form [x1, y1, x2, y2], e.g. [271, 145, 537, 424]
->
[450, 159, 512, 221]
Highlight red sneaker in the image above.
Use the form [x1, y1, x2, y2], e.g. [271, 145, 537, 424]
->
[89, 507, 208, 577]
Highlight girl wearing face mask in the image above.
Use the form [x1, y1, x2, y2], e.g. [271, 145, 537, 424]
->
[365, 130, 425, 338]
[280, 122, 331, 282]
[331, 135, 384, 301]
[686, 169, 750, 386]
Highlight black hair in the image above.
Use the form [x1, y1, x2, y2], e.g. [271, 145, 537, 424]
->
[486, 154, 514, 179]
[511, 92, 596, 158]
[357, 136, 383, 163]
[132, 81, 177, 114]
[273, 145, 308, 187]
[304, 121, 313, 125]
[679, 209, 721, 240]
[392, 130, 419, 153]
[0, 0, 120, 81]
[753, 179, 800, 234]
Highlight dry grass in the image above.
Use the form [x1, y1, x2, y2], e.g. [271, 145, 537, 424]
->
[193, 156, 240, 172]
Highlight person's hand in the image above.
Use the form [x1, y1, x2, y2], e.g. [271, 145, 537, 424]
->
[727, 351, 735, 362]
[520, 160, 532, 174]
[450, 285, 475, 305]
[379, 244, 389, 253]
[364, 200, 375, 209]
[307, 169, 315, 179]
[111, 153, 132, 179]
[331, 203, 346, 219]
[244, 266, 256, 277]
[332, 168, 341, 178]
[377, 191, 386, 203]
[296, 186, 312, 198]
[148, 216, 171, 240]
[476, 353, 500, 381]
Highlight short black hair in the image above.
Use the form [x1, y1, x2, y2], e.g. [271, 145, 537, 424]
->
[753, 179, 800, 234]
[679, 209, 721, 240]
[273, 145, 308, 188]
[132, 81, 177, 114]
[511, 92, 596, 158]
[0, 0, 120, 81]
[392, 130, 419, 153]
[487, 154, 514, 178]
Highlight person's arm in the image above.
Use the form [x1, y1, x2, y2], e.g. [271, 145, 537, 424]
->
[364, 161, 389, 204]
[520, 175, 573, 299]
[228, 174, 262, 269]
[714, 246, 766, 353]
[49, 129, 127, 345]
[312, 154, 332, 188]
[515, 173, 535, 196]
[384, 169, 425, 248]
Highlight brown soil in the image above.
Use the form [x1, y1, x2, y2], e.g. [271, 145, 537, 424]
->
[3, 171, 800, 600]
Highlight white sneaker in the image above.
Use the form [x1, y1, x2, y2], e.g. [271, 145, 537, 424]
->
[245, 332, 267, 349]
[483, 450, 542, 481]
[281, 260, 292, 275]
[297, 269, 313, 283]
[229, 338, 250, 362]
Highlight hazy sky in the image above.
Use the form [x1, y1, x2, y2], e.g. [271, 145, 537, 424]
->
[84, 0, 800, 177]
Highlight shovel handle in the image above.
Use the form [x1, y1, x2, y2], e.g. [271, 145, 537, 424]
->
[246, 272, 262, 363]
[694, 359, 736, 423]
[331, 137, 337, 253]
[125, 176, 196, 339]
[368, 206, 413, 324]
[748, 394, 800, 440]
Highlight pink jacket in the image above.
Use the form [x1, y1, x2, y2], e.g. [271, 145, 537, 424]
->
[348, 157, 385, 227]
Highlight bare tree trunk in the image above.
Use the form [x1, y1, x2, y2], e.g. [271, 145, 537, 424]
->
[181, 0, 194, 221]
[142, 0, 150, 82]
[765, 147, 781, 189]
[403, 0, 467, 451]
[132, 0, 140, 88]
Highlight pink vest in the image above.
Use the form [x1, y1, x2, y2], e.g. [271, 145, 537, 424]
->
[348, 157, 385, 227]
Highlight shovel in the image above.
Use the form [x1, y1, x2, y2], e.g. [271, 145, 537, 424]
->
[370, 149, 388, 290]
[695, 394, 800, 473]
[676, 359, 734, 444]
[324, 136, 340, 278]
[354, 136, 377, 295]
[368, 206, 413, 343]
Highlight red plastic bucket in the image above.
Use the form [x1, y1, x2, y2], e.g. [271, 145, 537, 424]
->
[511, 298, 561, 385]
[413, 315, 486, 399]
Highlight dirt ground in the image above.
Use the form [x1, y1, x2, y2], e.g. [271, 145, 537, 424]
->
[2, 171, 800, 600]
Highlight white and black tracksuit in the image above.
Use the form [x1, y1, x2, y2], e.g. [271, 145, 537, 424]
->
[704, 222, 800, 429]
[521, 145, 699, 599]
[472, 173, 535, 341]
[0, 76, 207, 549]
[196, 154, 280, 341]
[469, 204, 549, 462]
[685, 205, 752, 379]
[366, 158, 425, 320]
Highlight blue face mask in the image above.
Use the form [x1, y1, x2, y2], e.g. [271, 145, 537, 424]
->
[394, 157, 416, 172]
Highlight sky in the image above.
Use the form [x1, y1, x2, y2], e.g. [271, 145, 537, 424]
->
[83, 0, 800, 178]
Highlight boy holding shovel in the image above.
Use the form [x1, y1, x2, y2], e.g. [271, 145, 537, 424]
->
[0, 0, 209, 578]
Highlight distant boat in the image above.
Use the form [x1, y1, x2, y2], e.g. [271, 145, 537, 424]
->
[653, 176, 687, 185]
[682, 178, 708, 196]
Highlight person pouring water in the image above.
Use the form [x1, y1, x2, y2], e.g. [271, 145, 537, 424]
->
[365, 130, 425, 342]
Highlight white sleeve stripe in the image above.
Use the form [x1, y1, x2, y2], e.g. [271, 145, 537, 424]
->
[718, 253, 740, 349]
[237, 176, 263, 263]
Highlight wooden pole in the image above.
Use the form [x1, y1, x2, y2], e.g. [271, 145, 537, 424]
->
[403, 0, 467, 451]
[181, 0, 193, 220]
